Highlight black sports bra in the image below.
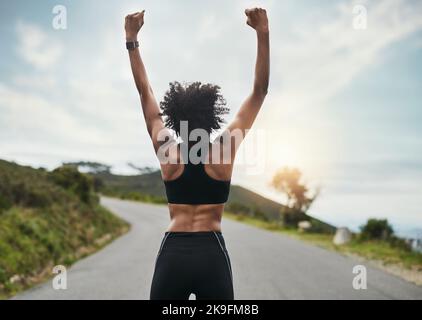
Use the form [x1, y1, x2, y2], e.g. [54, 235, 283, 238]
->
[163, 161, 231, 205]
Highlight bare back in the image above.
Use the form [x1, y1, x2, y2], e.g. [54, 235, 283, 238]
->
[161, 142, 234, 232]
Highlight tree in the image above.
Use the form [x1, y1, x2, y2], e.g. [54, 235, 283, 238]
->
[127, 162, 156, 174]
[63, 161, 111, 174]
[50, 165, 96, 204]
[360, 219, 394, 241]
[271, 167, 319, 226]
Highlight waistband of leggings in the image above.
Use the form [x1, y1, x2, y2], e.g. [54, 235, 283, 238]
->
[164, 230, 222, 237]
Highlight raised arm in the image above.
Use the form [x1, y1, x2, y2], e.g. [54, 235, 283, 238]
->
[125, 11, 167, 152]
[226, 8, 269, 151]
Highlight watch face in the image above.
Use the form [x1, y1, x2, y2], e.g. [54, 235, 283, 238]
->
[126, 41, 138, 50]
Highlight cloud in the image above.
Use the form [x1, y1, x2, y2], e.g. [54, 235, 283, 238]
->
[0, 80, 156, 171]
[254, 0, 422, 177]
[2, 20, 156, 171]
[0, 83, 86, 145]
[197, 15, 220, 41]
[270, 0, 422, 110]
[12, 74, 57, 91]
[16, 21, 63, 69]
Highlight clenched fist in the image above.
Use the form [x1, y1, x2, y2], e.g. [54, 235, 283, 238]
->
[245, 8, 269, 33]
[125, 10, 145, 40]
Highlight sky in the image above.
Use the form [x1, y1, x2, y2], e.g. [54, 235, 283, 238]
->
[0, 0, 421, 237]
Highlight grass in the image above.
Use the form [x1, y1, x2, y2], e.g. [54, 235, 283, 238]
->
[0, 160, 130, 299]
[0, 204, 129, 299]
[224, 212, 422, 271]
[101, 190, 167, 204]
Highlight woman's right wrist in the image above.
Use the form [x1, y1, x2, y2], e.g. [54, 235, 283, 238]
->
[126, 33, 138, 41]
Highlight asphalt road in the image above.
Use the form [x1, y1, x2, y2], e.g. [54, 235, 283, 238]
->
[14, 197, 422, 300]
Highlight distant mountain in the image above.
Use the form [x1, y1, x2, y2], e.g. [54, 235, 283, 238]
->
[228, 185, 283, 220]
[95, 170, 166, 198]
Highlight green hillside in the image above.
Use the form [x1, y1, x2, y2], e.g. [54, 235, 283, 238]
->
[228, 185, 282, 220]
[0, 160, 129, 298]
[97, 170, 166, 198]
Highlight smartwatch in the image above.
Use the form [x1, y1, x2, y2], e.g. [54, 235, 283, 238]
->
[126, 40, 139, 51]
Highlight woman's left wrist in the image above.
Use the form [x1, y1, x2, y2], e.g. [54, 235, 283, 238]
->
[257, 28, 269, 35]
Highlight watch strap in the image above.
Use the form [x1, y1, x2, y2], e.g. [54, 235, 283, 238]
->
[126, 40, 139, 50]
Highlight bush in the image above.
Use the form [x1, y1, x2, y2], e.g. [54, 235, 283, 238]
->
[49, 166, 97, 205]
[0, 194, 12, 212]
[226, 202, 252, 215]
[309, 219, 336, 234]
[0, 160, 59, 209]
[92, 176, 104, 192]
[388, 235, 411, 251]
[280, 207, 308, 227]
[254, 208, 269, 222]
[360, 219, 394, 241]
[225, 202, 270, 221]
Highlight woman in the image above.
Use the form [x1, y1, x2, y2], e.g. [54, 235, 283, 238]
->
[125, 7, 269, 300]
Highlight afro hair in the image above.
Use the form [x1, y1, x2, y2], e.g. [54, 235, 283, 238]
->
[159, 81, 229, 137]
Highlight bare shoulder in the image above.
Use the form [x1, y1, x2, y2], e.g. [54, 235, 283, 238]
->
[204, 141, 233, 181]
[157, 137, 183, 181]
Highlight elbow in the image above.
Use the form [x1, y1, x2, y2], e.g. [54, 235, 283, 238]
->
[253, 79, 269, 97]
[138, 84, 153, 98]
[253, 86, 268, 98]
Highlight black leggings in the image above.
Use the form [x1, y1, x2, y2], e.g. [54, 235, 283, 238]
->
[150, 231, 234, 300]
